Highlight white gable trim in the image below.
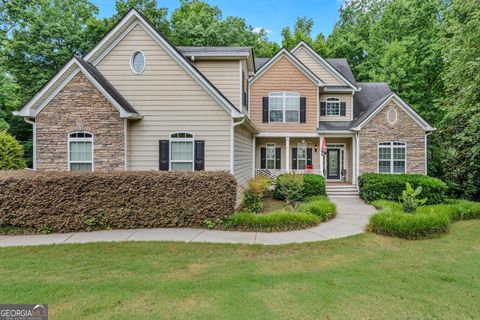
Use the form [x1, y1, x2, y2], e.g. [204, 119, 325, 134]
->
[250, 48, 324, 86]
[85, 9, 242, 117]
[291, 42, 360, 91]
[13, 58, 142, 119]
[351, 93, 435, 131]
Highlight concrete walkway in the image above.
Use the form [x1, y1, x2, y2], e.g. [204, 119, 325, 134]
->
[0, 197, 376, 247]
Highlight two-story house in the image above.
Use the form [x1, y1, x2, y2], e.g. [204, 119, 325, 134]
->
[14, 9, 435, 196]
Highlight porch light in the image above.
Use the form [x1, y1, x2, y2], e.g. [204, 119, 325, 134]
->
[314, 144, 318, 152]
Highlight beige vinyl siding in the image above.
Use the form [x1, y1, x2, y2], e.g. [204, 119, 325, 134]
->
[234, 125, 254, 193]
[319, 93, 353, 121]
[194, 60, 241, 108]
[293, 47, 343, 86]
[97, 24, 231, 170]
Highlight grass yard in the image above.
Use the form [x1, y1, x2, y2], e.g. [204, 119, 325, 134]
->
[0, 221, 479, 319]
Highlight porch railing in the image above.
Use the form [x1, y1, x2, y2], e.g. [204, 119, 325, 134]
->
[255, 169, 323, 183]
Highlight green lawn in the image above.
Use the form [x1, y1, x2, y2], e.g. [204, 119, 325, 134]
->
[1, 221, 479, 319]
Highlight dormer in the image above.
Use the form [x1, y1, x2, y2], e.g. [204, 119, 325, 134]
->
[179, 47, 255, 113]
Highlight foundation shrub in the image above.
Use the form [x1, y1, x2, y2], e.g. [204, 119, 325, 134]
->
[0, 171, 236, 232]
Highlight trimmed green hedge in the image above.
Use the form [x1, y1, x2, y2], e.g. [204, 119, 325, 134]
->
[273, 173, 326, 200]
[224, 211, 319, 232]
[303, 174, 326, 197]
[359, 173, 447, 204]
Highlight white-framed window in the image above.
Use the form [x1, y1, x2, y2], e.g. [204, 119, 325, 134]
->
[266, 143, 276, 169]
[326, 98, 340, 116]
[269, 92, 300, 123]
[130, 51, 146, 74]
[68, 132, 93, 172]
[297, 143, 307, 170]
[170, 132, 194, 171]
[379, 142, 406, 174]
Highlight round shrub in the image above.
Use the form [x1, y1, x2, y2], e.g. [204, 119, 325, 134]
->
[358, 173, 447, 205]
[242, 176, 271, 213]
[273, 173, 304, 203]
[299, 196, 336, 221]
[224, 211, 320, 232]
[303, 174, 326, 197]
[0, 131, 26, 170]
[368, 208, 450, 239]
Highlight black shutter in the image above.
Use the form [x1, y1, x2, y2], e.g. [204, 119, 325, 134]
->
[300, 97, 306, 123]
[194, 140, 205, 171]
[159, 140, 169, 171]
[275, 148, 281, 169]
[262, 97, 269, 123]
[320, 102, 326, 116]
[260, 147, 266, 169]
[307, 148, 313, 166]
[292, 148, 298, 170]
[340, 102, 346, 116]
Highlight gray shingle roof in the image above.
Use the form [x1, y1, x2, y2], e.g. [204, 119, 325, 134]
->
[353, 82, 392, 125]
[326, 58, 357, 87]
[318, 121, 353, 131]
[75, 56, 140, 116]
[178, 46, 251, 55]
[254, 57, 270, 70]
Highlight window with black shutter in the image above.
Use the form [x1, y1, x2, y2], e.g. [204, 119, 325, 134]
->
[194, 140, 205, 171]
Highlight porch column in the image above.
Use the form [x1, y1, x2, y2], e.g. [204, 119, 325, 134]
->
[285, 137, 290, 172]
[319, 135, 324, 176]
[352, 135, 356, 185]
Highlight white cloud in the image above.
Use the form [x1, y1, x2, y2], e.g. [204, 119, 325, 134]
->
[253, 27, 273, 34]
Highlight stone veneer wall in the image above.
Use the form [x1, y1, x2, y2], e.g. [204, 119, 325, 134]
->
[359, 101, 426, 175]
[36, 72, 125, 171]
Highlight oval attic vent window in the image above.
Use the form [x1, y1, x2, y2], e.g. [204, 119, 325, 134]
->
[130, 51, 146, 74]
[387, 108, 397, 124]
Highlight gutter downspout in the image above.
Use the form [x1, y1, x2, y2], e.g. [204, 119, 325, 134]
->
[230, 117, 246, 174]
[23, 117, 36, 171]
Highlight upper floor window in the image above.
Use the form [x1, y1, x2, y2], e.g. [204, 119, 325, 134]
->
[379, 142, 406, 174]
[242, 72, 248, 110]
[130, 51, 146, 74]
[68, 132, 93, 172]
[326, 98, 340, 116]
[170, 132, 194, 171]
[269, 92, 300, 122]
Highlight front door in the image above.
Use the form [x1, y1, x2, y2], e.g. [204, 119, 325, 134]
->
[327, 149, 340, 179]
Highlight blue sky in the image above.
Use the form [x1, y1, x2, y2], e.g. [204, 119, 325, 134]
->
[91, 0, 343, 43]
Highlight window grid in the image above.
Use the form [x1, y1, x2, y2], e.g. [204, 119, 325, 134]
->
[266, 143, 276, 169]
[269, 92, 300, 123]
[378, 142, 406, 174]
[170, 132, 194, 171]
[297, 143, 307, 170]
[68, 132, 93, 172]
[326, 98, 340, 116]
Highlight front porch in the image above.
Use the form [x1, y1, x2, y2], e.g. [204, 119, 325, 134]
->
[254, 135, 357, 184]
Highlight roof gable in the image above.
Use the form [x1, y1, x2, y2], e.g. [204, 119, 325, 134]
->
[13, 57, 141, 119]
[15, 8, 243, 119]
[352, 93, 435, 131]
[250, 48, 323, 86]
[291, 42, 359, 90]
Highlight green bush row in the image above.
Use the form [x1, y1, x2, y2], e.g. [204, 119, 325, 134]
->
[224, 211, 320, 232]
[273, 173, 326, 200]
[359, 173, 447, 205]
[368, 200, 480, 239]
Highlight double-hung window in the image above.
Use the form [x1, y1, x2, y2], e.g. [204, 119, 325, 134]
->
[68, 132, 93, 171]
[266, 143, 276, 169]
[297, 143, 307, 170]
[326, 98, 340, 116]
[269, 92, 300, 122]
[170, 132, 194, 171]
[379, 142, 406, 173]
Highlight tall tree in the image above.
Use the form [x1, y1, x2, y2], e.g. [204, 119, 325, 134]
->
[438, 0, 480, 200]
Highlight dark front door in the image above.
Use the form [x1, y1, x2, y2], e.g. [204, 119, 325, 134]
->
[327, 149, 340, 179]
